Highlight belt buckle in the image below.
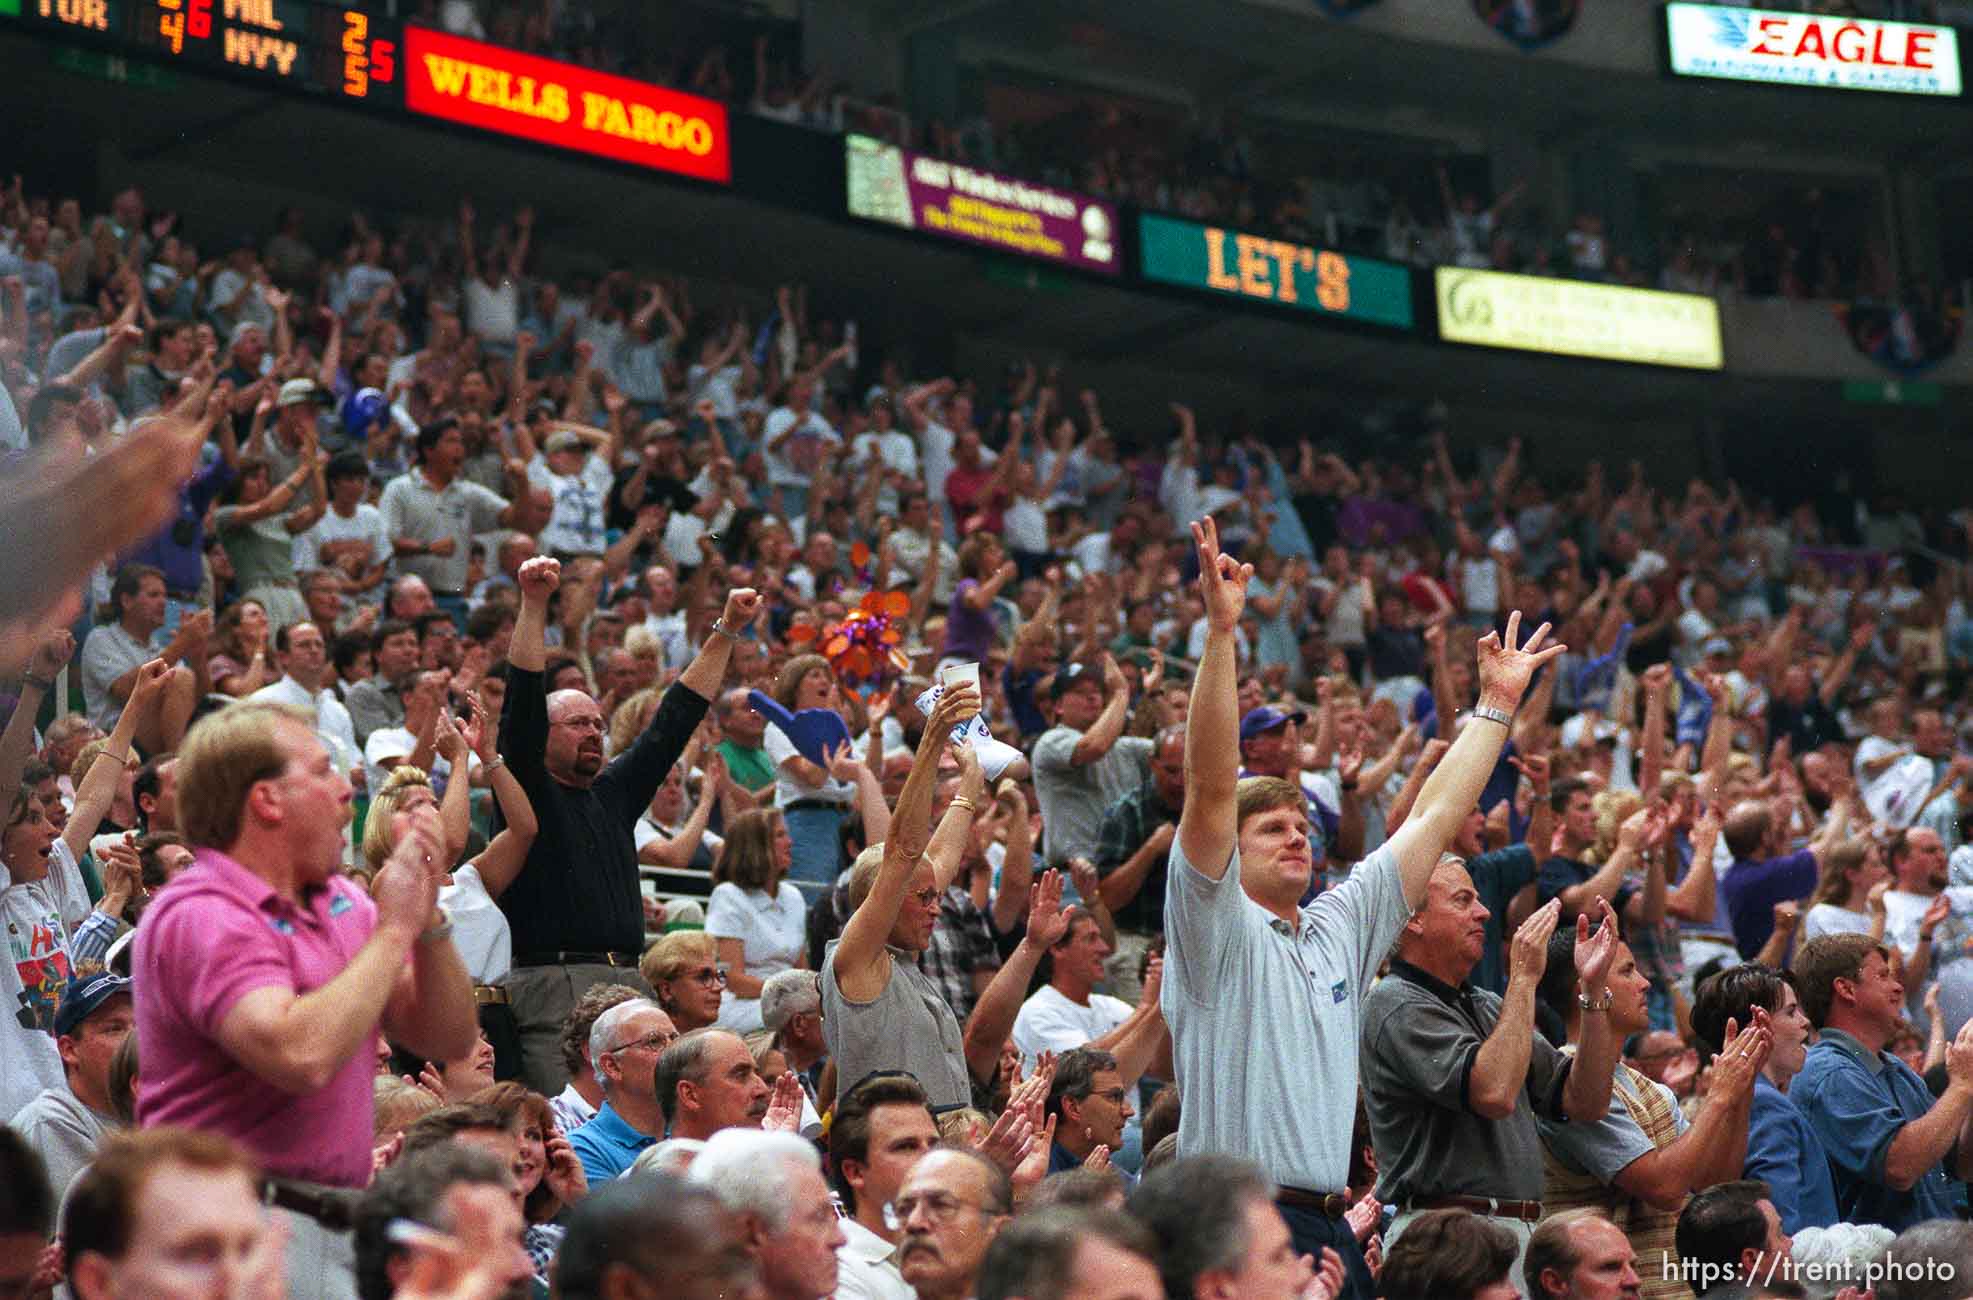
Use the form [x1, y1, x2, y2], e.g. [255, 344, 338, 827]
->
[1322, 1192, 1346, 1218]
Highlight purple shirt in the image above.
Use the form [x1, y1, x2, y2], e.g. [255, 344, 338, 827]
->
[1722, 849, 1819, 959]
[941, 578, 995, 661]
[133, 848, 384, 1187]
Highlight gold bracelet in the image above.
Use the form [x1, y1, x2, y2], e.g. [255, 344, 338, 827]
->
[949, 796, 978, 814]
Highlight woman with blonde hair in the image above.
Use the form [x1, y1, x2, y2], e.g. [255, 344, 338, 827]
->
[638, 930, 725, 1033]
[1801, 837, 1890, 944]
[705, 809, 807, 1033]
[363, 700, 538, 1077]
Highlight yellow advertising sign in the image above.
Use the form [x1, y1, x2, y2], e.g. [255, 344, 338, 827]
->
[1435, 269, 1723, 370]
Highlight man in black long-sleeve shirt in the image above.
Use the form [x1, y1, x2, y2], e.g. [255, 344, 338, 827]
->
[496, 555, 759, 1092]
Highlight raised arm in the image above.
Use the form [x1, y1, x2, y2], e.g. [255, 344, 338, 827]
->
[1388, 612, 1565, 909]
[461, 696, 535, 898]
[1175, 518, 1249, 880]
[66, 660, 169, 862]
[0, 634, 71, 814]
[963, 870, 1067, 1084]
[832, 686, 980, 1000]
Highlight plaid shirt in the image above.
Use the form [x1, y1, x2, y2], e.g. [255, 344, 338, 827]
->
[1095, 779, 1181, 935]
[919, 886, 1002, 1023]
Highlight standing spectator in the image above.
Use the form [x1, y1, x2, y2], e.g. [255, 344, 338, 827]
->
[567, 997, 680, 1184]
[63, 1129, 280, 1300]
[1535, 928, 1770, 1299]
[714, 687, 776, 797]
[1791, 933, 1973, 1231]
[380, 418, 521, 627]
[248, 621, 362, 781]
[494, 556, 757, 1093]
[1166, 518, 1561, 1296]
[1093, 724, 1184, 1001]
[763, 377, 839, 521]
[1012, 911, 1165, 1128]
[829, 1074, 940, 1300]
[344, 619, 421, 747]
[79, 565, 206, 754]
[688, 1128, 845, 1300]
[822, 685, 981, 1111]
[1361, 889, 1619, 1277]
[132, 702, 476, 1299]
[1033, 657, 1151, 870]
[6, 972, 131, 1199]
[706, 809, 808, 1034]
[761, 654, 874, 894]
[298, 452, 392, 604]
[530, 425, 617, 559]
[2, 650, 166, 1122]
[1720, 797, 1856, 962]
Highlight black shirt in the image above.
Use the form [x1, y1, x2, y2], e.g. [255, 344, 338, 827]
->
[1770, 689, 1845, 755]
[495, 666, 708, 955]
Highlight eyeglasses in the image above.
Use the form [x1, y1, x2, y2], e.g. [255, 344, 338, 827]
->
[608, 1030, 680, 1056]
[683, 966, 727, 987]
[883, 1193, 999, 1231]
[1086, 1087, 1129, 1106]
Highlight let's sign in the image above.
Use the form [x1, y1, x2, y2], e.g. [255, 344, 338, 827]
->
[1666, 3, 1961, 97]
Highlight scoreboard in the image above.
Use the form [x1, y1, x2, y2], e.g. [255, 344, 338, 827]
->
[12, 0, 400, 104]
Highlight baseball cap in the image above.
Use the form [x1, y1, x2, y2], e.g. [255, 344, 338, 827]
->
[1050, 662, 1099, 699]
[54, 971, 132, 1038]
[544, 430, 584, 455]
[1702, 636, 1732, 658]
[276, 378, 329, 408]
[1239, 705, 1310, 741]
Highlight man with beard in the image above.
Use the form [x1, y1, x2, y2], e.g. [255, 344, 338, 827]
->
[497, 555, 761, 1093]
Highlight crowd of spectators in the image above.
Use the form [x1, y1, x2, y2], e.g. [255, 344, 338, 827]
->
[11, 153, 1973, 1300]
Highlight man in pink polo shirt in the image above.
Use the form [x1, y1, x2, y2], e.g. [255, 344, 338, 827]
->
[132, 701, 476, 1300]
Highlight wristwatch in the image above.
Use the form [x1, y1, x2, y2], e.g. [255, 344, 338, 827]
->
[1577, 988, 1614, 1012]
[1471, 704, 1514, 728]
[709, 616, 738, 640]
[417, 918, 454, 946]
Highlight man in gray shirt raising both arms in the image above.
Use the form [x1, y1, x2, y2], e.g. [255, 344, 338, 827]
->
[1164, 516, 1566, 1300]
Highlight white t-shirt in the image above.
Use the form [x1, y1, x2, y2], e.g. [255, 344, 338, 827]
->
[762, 408, 841, 489]
[1801, 902, 1873, 944]
[849, 430, 918, 516]
[462, 275, 520, 346]
[1003, 497, 1050, 555]
[438, 864, 511, 983]
[529, 452, 614, 556]
[0, 841, 92, 1123]
[705, 881, 808, 1035]
[297, 502, 390, 576]
[1012, 983, 1139, 1114]
[363, 728, 478, 802]
[687, 363, 742, 420]
[763, 723, 856, 810]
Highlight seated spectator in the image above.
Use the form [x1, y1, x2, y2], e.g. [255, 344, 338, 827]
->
[547, 982, 643, 1137]
[1673, 1180, 1791, 1294]
[641, 930, 727, 1034]
[351, 1140, 533, 1300]
[0, 1130, 54, 1300]
[1374, 1207, 1521, 1300]
[977, 1206, 1161, 1300]
[1043, 1047, 1137, 1181]
[1689, 964, 1839, 1232]
[1523, 1210, 1642, 1300]
[63, 1128, 276, 1300]
[567, 998, 678, 1184]
[656, 1027, 772, 1142]
[706, 809, 808, 1034]
[552, 1171, 761, 1300]
[893, 1146, 1013, 1300]
[1012, 908, 1165, 1116]
[760, 968, 828, 1105]
[829, 1072, 938, 1300]
[687, 1128, 845, 1300]
[387, 1031, 496, 1105]
[468, 1080, 589, 1287]
[6, 972, 132, 1198]
[1128, 1155, 1344, 1300]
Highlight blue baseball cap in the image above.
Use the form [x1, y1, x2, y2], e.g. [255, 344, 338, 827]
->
[54, 971, 132, 1038]
[1239, 705, 1309, 742]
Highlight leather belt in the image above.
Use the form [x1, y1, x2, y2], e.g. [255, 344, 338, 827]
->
[1275, 1187, 1349, 1218]
[784, 798, 847, 814]
[1404, 1194, 1544, 1222]
[511, 950, 641, 969]
[473, 984, 509, 1005]
[262, 1177, 360, 1231]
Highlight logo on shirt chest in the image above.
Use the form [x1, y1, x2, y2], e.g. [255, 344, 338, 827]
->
[1331, 979, 1349, 1005]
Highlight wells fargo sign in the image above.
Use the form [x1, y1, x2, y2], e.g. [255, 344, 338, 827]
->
[403, 27, 730, 183]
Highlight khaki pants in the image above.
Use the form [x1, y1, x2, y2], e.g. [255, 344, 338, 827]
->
[504, 963, 655, 1096]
